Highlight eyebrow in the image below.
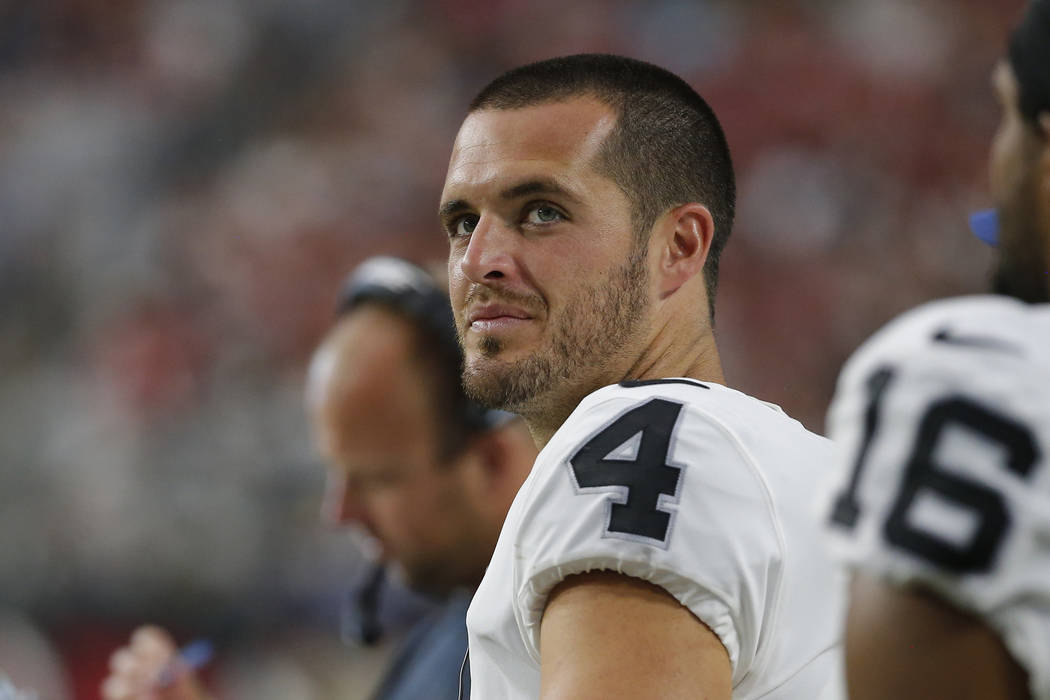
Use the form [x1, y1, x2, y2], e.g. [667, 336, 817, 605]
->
[438, 178, 583, 220]
[500, 178, 582, 204]
[438, 198, 471, 220]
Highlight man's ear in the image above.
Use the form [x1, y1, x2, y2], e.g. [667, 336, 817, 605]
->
[463, 428, 509, 485]
[655, 202, 715, 300]
[457, 426, 520, 524]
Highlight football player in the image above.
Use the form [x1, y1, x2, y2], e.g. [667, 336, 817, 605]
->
[822, 2, 1050, 699]
[441, 54, 846, 699]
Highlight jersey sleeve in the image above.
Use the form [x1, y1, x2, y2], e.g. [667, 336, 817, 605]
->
[821, 298, 1050, 699]
[510, 388, 783, 685]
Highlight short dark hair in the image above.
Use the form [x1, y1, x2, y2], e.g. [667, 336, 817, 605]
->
[470, 54, 736, 320]
[1008, 0, 1050, 125]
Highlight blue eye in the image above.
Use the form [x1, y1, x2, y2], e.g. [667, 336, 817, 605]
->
[453, 215, 479, 237]
[525, 205, 563, 225]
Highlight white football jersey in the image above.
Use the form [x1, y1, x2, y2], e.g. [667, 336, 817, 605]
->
[822, 296, 1050, 700]
[467, 379, 846, 699]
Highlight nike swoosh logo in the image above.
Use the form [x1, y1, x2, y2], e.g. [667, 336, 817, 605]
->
[932, 328, 1021, 354]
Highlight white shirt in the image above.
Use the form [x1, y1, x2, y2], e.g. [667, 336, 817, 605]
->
[468, 379, 846, 699]
[821, 296, 1050, 700]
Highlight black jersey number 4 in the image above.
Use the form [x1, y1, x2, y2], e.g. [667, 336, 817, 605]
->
[570, 398, 685, 545]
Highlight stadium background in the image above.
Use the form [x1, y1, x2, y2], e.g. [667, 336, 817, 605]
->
[0, 0, 1021, 696]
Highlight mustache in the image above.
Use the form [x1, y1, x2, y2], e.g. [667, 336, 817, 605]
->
[462, 284, 546, 318]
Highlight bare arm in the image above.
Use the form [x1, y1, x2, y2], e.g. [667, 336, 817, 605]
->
[845, 574, 1030, 700]
[539, 571, 732, 700]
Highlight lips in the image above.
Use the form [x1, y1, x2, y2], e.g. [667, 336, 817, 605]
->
[466, 304, 533, 327]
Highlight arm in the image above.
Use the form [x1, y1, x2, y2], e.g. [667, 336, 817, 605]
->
[539, 571, 731, 700]
[845, 574, 1029, 700]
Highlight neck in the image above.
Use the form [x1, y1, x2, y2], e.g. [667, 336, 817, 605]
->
[624, 321, 725, 386]
[523, 324, 724, 449]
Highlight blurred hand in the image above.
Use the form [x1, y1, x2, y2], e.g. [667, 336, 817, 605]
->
[101, 626, 209, 700]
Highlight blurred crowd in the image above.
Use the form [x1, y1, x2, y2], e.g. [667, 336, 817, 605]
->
[0, 0, 1021, 696]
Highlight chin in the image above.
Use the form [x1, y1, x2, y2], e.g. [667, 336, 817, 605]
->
[462, 359, 522, 410]
[462, 352, 557, 414]
[474, 331, 511, 358]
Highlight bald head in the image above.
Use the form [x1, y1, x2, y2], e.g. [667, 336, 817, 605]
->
[307, 306, 436, 463]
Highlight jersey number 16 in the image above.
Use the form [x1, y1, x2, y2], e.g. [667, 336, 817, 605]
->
[830, 367, 1041, 573]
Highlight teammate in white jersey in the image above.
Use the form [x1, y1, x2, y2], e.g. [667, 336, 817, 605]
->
[440, 54, 845, 699]
[822, 2, 1050, 698]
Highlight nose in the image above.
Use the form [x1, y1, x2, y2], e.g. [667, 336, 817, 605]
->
[459, 216, 519, 286]
[321, 469, 367, 529]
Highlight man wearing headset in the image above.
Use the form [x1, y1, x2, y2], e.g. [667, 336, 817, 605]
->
[101, 257, 536, 700]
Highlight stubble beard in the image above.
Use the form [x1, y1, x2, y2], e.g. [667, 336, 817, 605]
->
[992, 168, 1050, 303]
[460, 244, 649, 415]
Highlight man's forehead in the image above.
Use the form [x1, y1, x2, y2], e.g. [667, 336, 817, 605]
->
[443, 98, 617, 197]
[452, 100, 615, 164]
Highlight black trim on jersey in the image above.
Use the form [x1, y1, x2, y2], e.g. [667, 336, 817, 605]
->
[619, 378, 710, 390]
[932, 328, 1021, 354]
